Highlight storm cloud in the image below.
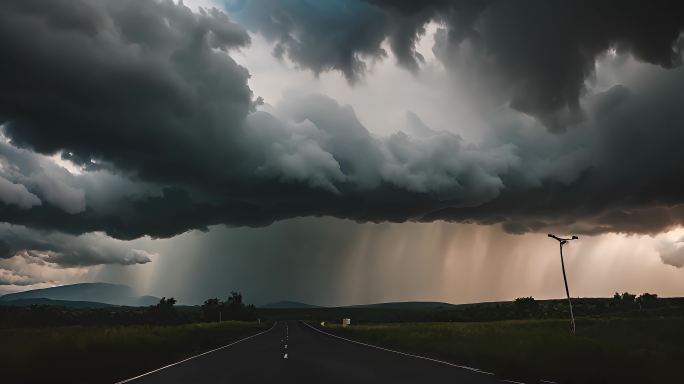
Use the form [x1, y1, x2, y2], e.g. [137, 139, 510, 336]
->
[227, 0, 391, 82]
[0, 223, 153, 267]
[0, 0, 254, 186]
[0, 176, 41, 210]
[231, 0, 684, 128]
[0, 0, 684, 247]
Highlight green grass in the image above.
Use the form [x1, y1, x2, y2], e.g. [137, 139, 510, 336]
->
[324, 318, 684, 383]
[1, 321, 268, 384]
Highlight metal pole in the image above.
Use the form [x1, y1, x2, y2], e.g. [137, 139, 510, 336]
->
[559, 242, 576, 335]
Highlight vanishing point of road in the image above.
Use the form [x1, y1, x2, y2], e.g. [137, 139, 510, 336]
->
[116, 321, 507, 384]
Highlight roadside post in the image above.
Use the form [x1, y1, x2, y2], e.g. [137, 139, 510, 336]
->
[548, 234, 579, 335]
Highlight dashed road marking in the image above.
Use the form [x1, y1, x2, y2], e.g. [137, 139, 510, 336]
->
[284, 353, 288, 359]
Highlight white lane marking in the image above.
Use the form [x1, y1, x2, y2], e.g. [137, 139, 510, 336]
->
[285, 344, 288, 349]
[540, 381, 558, 384]
[114, 322, 277, 384]
[301, 321, 494, 376]
[501, 380, 526, 384]
[284, 353, 288, 359]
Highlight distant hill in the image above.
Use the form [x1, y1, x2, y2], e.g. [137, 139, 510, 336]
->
[0, 298, 117, 309]
[0, 283, 159, 307]
[344, 301, 458, 310]
[260, 301, 323, 309]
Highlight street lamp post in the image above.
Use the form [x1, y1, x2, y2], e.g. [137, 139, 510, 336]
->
[548, 234, 579, 335]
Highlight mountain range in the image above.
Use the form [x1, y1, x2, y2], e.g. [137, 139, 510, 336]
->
[2, 283, 462, 310]
[0, 283, 159, 307]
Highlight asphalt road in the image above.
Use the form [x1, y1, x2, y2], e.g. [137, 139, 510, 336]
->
[117, 321, 505, 384]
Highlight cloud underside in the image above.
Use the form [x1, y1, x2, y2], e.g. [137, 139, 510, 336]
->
[0, 0, 683, 251]
[0, 223, 153, 267]
[232, 0, 684, 129]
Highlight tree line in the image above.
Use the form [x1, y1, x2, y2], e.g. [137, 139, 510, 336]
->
[508, 292, 668, 319]
[201, 292, 257, 322]
[0, 292, 257, 328]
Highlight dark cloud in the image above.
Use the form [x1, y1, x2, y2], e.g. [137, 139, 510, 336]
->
[5, 75, 684, 239]
[0, 0, 684, 243]
[0, 223, 153, 267]
[227, 0, 391, 82]
[0, 0, 253, 187]
[231, 0, 684, 128]
[0, 176, 41, 210]
[430, 0, 684, 130]
[425, 69, 684, 235]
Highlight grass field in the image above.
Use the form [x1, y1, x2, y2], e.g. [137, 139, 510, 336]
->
[323, 317, 684, 384]
[1, 321, 268, 384]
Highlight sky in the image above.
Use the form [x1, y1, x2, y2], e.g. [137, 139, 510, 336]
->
[1, 0, 684, 305]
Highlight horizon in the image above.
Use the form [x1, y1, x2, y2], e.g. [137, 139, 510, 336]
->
[1, 280, 676, 308]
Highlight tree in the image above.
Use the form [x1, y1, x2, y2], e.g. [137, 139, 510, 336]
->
[612, 292, 621, 305]
[146, 297, 178, 324]
[202, 298, 222, 322]
[611, 292, 637, 310]
[226, 292, 243, 309]
[514, 297, 539, 317]
[200, 292, 257, 322]
[636, 293, 659, 310]
[621, 292, 636, 303]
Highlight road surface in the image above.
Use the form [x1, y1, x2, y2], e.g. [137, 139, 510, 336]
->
[117, 321, 505, 384]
